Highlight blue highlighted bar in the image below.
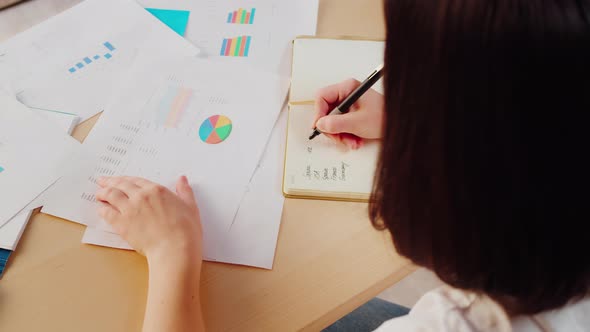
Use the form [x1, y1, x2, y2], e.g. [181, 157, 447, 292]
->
[94, 55, 100, 60]
[227, 12, 232, 23]
[244, 36, 252, 56]
[0, 166, 4, 173]
[104, 42, 115, 52]
[250, 8, 256, 24]
[220, 39, 228, 56]
[69, 67, 76, 73]
[83, 57, 92, 64]
[76, 63, 84, 69]
[104, 53, 112, 59]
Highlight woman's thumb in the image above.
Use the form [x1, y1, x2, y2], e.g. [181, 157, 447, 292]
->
[176, 176, 198, 208]
[316, 113, 361, 135]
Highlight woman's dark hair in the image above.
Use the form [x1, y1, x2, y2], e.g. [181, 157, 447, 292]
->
[370, 0, 590, 315]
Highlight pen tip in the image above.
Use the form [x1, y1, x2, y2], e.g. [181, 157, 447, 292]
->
[309, 131, 320, 140]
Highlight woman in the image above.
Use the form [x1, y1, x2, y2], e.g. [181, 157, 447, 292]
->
[95, 0, 590, 331]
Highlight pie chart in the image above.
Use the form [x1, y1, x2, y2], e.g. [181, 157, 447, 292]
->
[199, 115, 233, 144]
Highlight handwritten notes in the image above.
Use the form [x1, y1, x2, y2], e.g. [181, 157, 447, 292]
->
[283, 104, 379, 200]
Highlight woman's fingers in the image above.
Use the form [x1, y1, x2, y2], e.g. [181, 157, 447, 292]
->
[98, 177, 140, 196]
[98, 202, 121, 222]
[176, 176, 198, 210]
[315, 110, 368, 137]
[313, 78, 362, 126]
[98, 176, 154, 189]
[96, 186, 129, 211]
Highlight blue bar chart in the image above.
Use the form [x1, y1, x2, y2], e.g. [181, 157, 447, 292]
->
[68, 41, 116, 74]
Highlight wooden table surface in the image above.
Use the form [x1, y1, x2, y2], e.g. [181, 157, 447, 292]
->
[0, 1, 415, 331]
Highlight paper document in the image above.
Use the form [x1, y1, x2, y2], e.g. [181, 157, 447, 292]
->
[138, 0, 319, 75]
[83, 105, 289, 268]
[0, 104, 77, 250]
[0, 209, 32, 251]
[42, 58, 288, 262]
[32, 109, 79, 134]
[0, 0, 199, 121]
[0, 95, 80, 228]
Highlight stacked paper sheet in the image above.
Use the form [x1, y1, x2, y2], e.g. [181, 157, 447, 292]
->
[0, 0, 319, 271]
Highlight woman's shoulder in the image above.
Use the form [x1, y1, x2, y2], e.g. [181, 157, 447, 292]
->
[375, 286, 512, 332]
[376, 287, 590, 332]
[377, 286, 590, 332]
[523, 296, 590, 332]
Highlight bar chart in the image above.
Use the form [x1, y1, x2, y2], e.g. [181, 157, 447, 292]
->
[226, 8, 256, 24]
[156, 86, 194, 128]
[220, 36, 252, 57]
[68, 41, 116, 74]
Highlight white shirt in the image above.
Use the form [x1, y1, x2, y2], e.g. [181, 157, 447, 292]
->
[375, 287, 590, 332]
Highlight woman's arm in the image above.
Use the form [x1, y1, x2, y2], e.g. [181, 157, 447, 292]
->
[96, 175, 205, 332]
[144, 250, 205, 332]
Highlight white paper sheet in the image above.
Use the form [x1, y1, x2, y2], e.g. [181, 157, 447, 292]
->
[290, 38, 385, 101]
[0, 210, 32, 251]
[137, 0, 319, 76]
[0, 185, 55, 251]
[0, 94, 80, 228]
[0, 0, 199, 121]
[42, 58, 289, 262]
[0, 109, 77, 250]
[34, 110, 79, 135]
[83, 105, 289, 268]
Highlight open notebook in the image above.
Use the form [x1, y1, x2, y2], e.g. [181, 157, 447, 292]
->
[283, 37, 385, 201]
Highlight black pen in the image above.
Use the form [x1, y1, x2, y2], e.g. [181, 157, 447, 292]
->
[309, 64, 384, 140]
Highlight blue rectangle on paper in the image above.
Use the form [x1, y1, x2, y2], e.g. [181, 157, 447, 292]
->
[68, 68, 76, 73]
[104, 42, 115, 52]
[104, 53, 112, 59]
[0, 166, 4, 172]
[220, 39, 228, 56]
[94, 55, 100, 60]
[83, 57, 92, 64]
[244, 36, 252, 56]
[76, 63, 84, 69]
[250, 8, 256, 24]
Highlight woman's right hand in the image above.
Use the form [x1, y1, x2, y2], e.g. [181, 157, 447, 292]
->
[313, 78, 385, 149]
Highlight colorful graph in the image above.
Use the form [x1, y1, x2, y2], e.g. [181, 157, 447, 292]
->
[227, 8, 256, 24]
[199, 115, 233, 144]
[68, 41, 116, 74]
[220, 36, 252, 57]
[157, 86, 194, 128]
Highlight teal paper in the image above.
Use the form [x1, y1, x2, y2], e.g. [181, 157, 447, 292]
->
[146, 8, 190, 36]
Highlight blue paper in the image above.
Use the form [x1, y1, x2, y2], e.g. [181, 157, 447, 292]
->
[0, 249, 11, 278]
[146, 8, 190, 36]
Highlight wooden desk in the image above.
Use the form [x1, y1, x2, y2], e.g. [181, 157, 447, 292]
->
[0, 1, 415, 331]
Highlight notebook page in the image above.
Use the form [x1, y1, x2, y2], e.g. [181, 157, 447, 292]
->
[284, 104, 379, 199]
[290, 38, 385, 102]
